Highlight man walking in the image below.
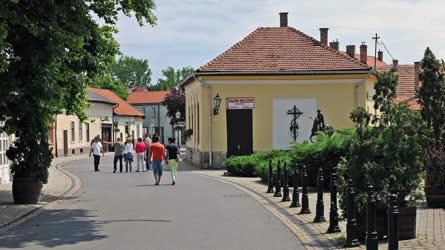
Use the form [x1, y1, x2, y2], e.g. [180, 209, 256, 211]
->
[135, 137, 147, 172]
[113, 138, 125, 173]
[89, 137, 104, 172]
[144, 134, 152, 171]
[150, 135, 165, 185]
[166, 137, 180, 185]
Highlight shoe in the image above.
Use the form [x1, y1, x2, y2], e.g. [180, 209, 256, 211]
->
[136, 170, 140, 172]
[155, 182, 159, 185]
[172, 181, 175, 185]
[113, 170, 116, 173]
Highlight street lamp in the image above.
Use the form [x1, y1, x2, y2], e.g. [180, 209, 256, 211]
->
[213, 93, 222, 115]
[175, 111, 181, 146]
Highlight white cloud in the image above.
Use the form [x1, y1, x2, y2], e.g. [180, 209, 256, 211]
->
[113, 0, 445, 82]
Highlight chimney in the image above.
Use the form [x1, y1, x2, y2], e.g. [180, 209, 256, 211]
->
[360, 42, 368, 65]
[329, 40, 339, 51]
[377, 50, 383, 62]
[392, 59, 399, 72]
[319, 28, 329, 46]
[279, 12, 288, 27]
[346, 45, 356, 58]
[414, 61, 421, 90]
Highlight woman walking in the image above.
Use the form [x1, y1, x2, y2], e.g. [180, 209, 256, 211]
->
[166, 137, 180, 185]
[124, 138, 134, 172]
[135, 138, 147, 172]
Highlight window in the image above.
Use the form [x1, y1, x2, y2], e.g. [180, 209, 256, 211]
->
[0, 132, 9, 166]
[79, 121, 83, 141]
[70, 121, 75, 142]
[86, 123, 90, 142]
[125, 124, 129, 135]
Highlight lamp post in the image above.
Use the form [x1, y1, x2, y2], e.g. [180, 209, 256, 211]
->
[112, 115, 119, 142]
[175, 111, 181, 146]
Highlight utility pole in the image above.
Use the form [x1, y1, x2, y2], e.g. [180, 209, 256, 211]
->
[372, 33, 380, 69]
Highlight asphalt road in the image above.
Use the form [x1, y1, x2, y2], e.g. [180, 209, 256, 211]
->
[0, 156, 303, 250]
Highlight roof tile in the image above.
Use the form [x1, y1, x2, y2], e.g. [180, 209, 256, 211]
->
[88, 88, 144, 117]
[127, 91, 170, 104]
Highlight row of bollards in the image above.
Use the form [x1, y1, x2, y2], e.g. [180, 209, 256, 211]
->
[266, 162, 400, 249]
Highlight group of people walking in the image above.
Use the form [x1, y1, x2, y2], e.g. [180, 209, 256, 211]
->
[89, 134, 180, 185]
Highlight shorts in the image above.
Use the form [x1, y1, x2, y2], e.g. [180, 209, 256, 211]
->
[152, 160, 163, 176]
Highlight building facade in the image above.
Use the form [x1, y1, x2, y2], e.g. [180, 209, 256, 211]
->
[181, 13, 376, 168]
[128, 91, 173, 143]
[0, 132, 12, 183]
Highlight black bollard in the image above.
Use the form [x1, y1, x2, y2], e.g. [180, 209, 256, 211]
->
[290, 164, 301, 208]
[327, 166, 340, 233]
[314, 167, 326, 222]
[366, 184, 378, 250]
[273, 161, 282, 197]
[299, 165, 311, 214]
[281, 163, 291, 202]
[266, 159, 274, 193]
[344, 179, 360, 248]
[388, 193, 399, 250]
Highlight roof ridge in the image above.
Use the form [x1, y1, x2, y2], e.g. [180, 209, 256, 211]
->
[284, 27, 370, 69]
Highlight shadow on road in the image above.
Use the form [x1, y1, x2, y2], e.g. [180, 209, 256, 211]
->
[0, 208, 106, 248]
[0, 190, 79, 205]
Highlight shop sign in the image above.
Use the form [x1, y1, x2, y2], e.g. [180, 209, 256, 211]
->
[227, 97, 255, 109]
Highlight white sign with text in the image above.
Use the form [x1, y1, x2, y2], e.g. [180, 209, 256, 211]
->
[226, 97, 255, 109]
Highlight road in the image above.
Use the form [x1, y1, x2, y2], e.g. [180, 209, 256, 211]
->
[0, 156, 303, 250]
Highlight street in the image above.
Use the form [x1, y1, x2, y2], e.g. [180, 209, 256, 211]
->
[0, 156, 302, 250]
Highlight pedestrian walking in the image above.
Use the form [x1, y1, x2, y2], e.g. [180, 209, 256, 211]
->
[150, 135, 166, 185]
[113, 138, 125, 173]
[124, 138, 134, 172]
[166, 137, 180, 185]
[89, 137, 104, 172]
[135, 138, 147, 172]
[144, 134, 152, 171]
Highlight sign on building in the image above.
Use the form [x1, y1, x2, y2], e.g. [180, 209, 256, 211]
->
[226, 97, 255, 109]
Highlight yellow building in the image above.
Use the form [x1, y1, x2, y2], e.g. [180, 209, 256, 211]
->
[180, 12, 376, 168]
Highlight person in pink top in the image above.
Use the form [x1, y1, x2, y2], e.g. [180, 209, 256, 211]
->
[135, 138, 147, 172]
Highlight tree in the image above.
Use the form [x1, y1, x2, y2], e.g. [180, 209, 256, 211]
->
[0, 0, 156, 184]
[110, 55, 152, 87]
[152, 66, 194, 90]
[417, 47, 445, 189]
[162, 90, 185, 125]
[90, 73, 129, 100]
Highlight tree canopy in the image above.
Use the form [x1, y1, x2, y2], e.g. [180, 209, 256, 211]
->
[162, 90, 185, 125]
[0, 0, 156, 182]
[152, 66, 194, 90]
[110, 55, 152, 87]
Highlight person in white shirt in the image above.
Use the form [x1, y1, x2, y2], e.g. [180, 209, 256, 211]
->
[89, 137, 104, 172]
[124, 138, 134, 172]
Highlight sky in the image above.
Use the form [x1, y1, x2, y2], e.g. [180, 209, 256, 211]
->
[114, 0, 445, 83]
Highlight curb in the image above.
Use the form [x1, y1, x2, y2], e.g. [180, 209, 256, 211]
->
[0, 157, 83, 234]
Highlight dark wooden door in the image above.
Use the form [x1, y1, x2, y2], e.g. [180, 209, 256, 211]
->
[63, 130, 68, 156]
[226, 109, 253, 157]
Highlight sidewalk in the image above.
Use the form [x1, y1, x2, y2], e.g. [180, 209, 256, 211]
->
[0, 154, 88, 232]
[194, 169, 445, 250]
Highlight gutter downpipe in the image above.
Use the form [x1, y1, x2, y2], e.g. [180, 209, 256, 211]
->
[193, 73, 213, 168]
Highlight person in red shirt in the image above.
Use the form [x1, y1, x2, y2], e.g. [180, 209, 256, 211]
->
[150, 135, 166, 185]
[135, 138, 147, 172]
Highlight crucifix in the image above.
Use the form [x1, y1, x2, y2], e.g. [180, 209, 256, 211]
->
[287, 105, 303, 142]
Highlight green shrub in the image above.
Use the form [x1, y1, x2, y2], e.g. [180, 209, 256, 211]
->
[224, 155, 259, 177]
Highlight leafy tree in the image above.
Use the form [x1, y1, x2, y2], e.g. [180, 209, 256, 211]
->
[0, 0, 156, 184]
[110, 55, 152, 87]
[152, 66, 194, 90]
[162, 90, 185, 125]
[90, 73, 129, 100]
[417, 47, 445, 188]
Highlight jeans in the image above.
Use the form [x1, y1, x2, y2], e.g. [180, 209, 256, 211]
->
[113, 155, 123, 172]
[136, 153, 145, 171]
[152, 160, 163, 176]
[93, 155, 100, 171]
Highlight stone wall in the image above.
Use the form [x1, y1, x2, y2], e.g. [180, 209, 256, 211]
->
[186, 147, 226, 169]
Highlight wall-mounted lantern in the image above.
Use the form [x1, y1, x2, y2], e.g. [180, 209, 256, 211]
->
[213, 93, 222, 115]
[175, 111, 181, 120]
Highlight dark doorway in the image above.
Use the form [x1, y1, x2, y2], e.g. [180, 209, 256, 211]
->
[63, 130, 68, 156]
[226, 109, 253, 157]
[101, 124, 112, 152]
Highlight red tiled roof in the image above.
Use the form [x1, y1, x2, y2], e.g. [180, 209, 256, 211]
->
[377, 64, 419, 110]
[88, 88, 144, 117]
[352, 53, 389, 68]
[198, 27, 371, 73]
[127, 91, 170, 104]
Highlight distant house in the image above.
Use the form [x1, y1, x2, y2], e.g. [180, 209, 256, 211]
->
[127, 91, 172, 143]
[50, 89, 117, 157]
[89, 88, 145, 143]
